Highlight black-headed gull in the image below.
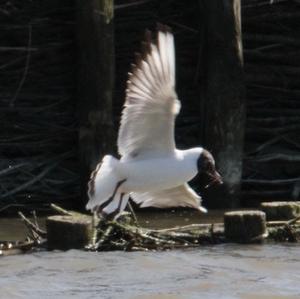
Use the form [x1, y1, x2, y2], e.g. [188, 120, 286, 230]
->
[86, 25, 222, 218]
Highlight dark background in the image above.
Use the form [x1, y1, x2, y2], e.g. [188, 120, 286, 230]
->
[0, 0, 299, 214]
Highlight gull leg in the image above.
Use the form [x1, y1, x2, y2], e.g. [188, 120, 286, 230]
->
[96, 179, 127, 217]
[128, 201, 139, 227]
[110, 194, 139, 225]
[107, 193, 126, 220]
[92, 211, 98, 246]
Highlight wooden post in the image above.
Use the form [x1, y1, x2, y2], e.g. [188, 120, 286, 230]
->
[200, 0, 245, 208]
[46, 215, 94, 250]
[77, 0, 115, 205]
[224, 211, 267, 243]
[261, 201, 300, 221]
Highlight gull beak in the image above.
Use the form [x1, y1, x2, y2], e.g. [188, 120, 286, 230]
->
[205, 170, 223, 189]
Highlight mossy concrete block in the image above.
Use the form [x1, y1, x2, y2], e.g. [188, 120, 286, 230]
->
[224, 210, 267, 243]
[46, 215, 93, 250]
[261, 201, 300, 220]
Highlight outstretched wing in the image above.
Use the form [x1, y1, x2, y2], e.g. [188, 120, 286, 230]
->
[117, 25, 180, 160]
[130, 184, 207, 212]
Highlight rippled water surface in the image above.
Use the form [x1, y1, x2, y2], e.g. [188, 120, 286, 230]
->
[0, 243, 299, 299]
[1, 211, 300, 299]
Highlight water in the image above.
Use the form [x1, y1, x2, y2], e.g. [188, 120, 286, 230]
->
[1, 214, 300, 299]
[0, 244, 299, 299]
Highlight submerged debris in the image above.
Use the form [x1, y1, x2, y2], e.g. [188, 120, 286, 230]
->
[1, 205, 300, 255]
[86, 212, 224, 252]
[86, 211, 300, 251]
[0, 240, 35, 256]
[268, 216, 300, 243]
[0, 210, 46, 256]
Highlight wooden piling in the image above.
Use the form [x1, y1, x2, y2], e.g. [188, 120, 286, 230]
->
[76, 0, 115, 205]
[261, 201, 300, 220]
[224, 210, 267, 243]
[200, 0, 245, 208]
[46, 215, 93, 250]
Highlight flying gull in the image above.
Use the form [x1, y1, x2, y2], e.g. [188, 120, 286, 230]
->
[86, 25, 222, 218]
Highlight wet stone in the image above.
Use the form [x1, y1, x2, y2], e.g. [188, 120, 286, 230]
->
[224, 210, 267, 243]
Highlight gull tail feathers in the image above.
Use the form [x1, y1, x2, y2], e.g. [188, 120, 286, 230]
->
[86, 155, 126, 213]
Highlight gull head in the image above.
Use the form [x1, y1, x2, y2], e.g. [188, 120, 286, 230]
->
[197, 149, 223, 189]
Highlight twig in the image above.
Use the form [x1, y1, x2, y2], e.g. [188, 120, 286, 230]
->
[0, 163, 29, 177]
[250, 154, 300, 162]
[243, 178, 300, 185]
[10, 25, 32, 107]
[0, 46, 37, 51]
[287, 215, 300, 226]
[114, 0, 152, 10]
[50, 203, 73, 216]
[127, 202, 139, 227]
[1, 162, 59, 199]
[152, 223, 221, 233]
[18, 211, 47, 238]
[32, 210, 38, 227]
[0, 204, 26, 213]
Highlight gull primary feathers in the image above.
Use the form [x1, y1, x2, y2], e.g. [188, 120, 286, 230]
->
[86, 25, 222, 218]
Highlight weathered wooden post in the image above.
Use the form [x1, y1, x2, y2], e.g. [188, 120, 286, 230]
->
[46, 215, 94, 250]
[77, 0, 115, 204]
[224, 211, 268, 243]
[200, 0, 245, 208]
[261, 201, 300, 221]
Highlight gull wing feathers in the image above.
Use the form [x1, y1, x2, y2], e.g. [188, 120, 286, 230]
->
[131, 183, 207, 212]
[118, 25, 180, 160]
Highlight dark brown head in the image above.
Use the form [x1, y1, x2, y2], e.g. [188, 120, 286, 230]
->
[197, 149, 223, 189]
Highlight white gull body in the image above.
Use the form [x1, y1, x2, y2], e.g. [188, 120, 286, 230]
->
[86, 26, 208, 216]
[120, 149, 202, 193]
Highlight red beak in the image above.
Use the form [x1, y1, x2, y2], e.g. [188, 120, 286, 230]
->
[205, 171, 223, 189]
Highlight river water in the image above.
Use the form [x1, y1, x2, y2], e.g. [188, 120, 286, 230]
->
[1, 212, 300, 299]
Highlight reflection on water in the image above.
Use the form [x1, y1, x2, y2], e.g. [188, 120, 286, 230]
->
[0, 217, 30, 241]
[0, 244, 299, 299]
